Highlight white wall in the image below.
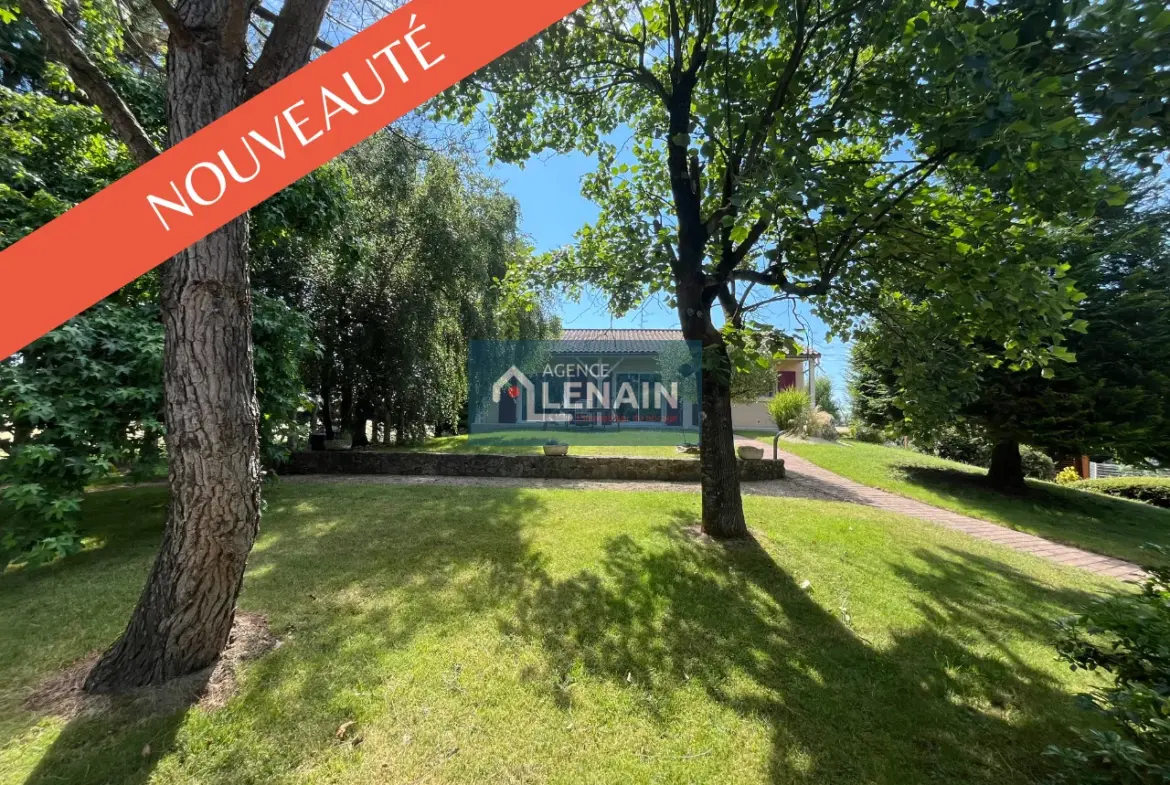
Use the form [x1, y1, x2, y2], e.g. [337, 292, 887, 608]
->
[731, 399, 773, 430]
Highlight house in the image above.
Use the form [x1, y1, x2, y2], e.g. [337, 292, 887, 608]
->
[474, 329, 702, 432]
[470, 328, 818, 435]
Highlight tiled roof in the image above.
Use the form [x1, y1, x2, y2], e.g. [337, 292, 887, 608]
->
[554, 329, 820, 357]
[555, 329, 687, 353]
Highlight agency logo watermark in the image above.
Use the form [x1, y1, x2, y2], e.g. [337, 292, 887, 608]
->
[469, 339, 701, 447]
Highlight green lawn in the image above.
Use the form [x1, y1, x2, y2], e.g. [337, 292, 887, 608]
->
[0, 482, 1125, 784]
[379, 432, 696, 458]
[760, 437, 1170, 566]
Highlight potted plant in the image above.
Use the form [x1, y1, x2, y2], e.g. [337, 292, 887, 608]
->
[737, 444, 764, 460]
[543, 439, 569, 456]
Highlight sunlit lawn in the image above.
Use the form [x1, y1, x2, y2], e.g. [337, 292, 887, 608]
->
[380, 432, 697, 458]
[0, 481, 1127, 784]
[761, 437, 1170, 566]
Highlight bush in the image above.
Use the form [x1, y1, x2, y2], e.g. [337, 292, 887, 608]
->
[784, 407, 839, 441]
[767, 388, 811, 431]
[928, 427, 991, 467]
[1054, 466, 1082, 485]
[1074, 478, 1170, 509]
[1020, 446, 1056, 481]
[1045, 553, 1170, 783]
[850, 422, 887, 444]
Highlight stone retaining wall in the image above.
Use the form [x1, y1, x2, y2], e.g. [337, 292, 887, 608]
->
[285, 450, 785, 482]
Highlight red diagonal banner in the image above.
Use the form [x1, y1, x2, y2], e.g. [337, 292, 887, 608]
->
[0, 0, 586, 360]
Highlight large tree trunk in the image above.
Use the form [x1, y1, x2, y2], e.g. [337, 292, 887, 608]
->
[678, 280, 747, 538]
[987, 439, 1026, 491]
[85, 24, 259, 693]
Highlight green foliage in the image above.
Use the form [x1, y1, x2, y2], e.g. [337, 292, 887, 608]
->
[729, 361, 775, 403]
[1054, 466, 1082, 485]
[1047, 555, 1170, 783]
[789, 407, 840, 441]
[928, 426, 992, 467]
[0, 300, 164, 565]
[768, 388, 811, 432]
[814, 377, 842, 423]
[437, 0, 1170, 401]
[278, 131, 559, 445]
[1075, 478, 1170, 509]
[252, 293, 317, 469]
[849, 422, 887, 444]
[919, 426, 1053, 479]
[851, 199, 1170, 466]
[1021, 446, 1056, 482]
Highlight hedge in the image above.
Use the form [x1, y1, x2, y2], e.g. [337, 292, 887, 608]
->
[1074, 477, 1170, 509]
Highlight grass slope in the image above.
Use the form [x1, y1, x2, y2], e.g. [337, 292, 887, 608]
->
[2, 484, 1121, 784]
[764, 438, 1170, 566]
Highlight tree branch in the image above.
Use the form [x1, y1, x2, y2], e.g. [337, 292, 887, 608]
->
[148, 0, 194, 47]
[246, 0, 332, 98]
[254, 4, 334, 52]
[21, 0, 160, 164]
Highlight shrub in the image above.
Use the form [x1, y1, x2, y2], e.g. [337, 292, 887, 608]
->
[850, 422, 887, 444]
[1054, 465, 1082, 485]
[928, 427, 991, 467]
[1045, 552, 1170, 784]
[767, 388, 811, 432]
[1021, 446, 1056, 481]
[1074, 478, 1170, 509]
[787, 407, 839, 441]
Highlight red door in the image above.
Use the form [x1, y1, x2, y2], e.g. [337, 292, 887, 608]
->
[777, 371, 798, 391]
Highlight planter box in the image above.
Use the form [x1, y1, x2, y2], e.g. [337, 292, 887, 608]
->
[737, 445, 764, 460]
[543, 444, 569, 456]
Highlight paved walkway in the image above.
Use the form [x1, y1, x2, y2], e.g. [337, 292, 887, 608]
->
[734, 436, 1145, 582]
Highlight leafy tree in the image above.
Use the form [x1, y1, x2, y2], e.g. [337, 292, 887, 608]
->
[283, 131, 559, 447]
[814, 376, 841, 423]
[0, 5, 326, 566]
[440, 0, 1169, 536]
[14, 0, 333, 691]
[1047, 552, 1170, 783]
[0, 299, 163, 565]
[852, 199, 1170, 488]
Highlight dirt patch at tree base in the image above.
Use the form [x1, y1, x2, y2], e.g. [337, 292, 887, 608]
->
[23, 611, 278, 719]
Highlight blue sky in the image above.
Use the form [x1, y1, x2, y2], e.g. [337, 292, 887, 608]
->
[483, 150, 855, 404]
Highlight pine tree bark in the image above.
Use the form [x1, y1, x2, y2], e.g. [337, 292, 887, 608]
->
[23, 0, 330, 694]
[84, 13, 260, 692]
[85, 18, 259, 693]
[987, 439, 1026, 490]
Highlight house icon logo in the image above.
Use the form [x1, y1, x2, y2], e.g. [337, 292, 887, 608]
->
[491, 366, 534, 404]
[490, 366, 568, 423]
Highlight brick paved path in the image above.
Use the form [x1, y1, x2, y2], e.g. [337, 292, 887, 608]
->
[736, 437, 1145, 582]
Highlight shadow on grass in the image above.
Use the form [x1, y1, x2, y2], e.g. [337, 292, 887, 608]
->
[896, 464, 1170, 563]
[14, 485, 1109, 784]
[502, 508, 1104, 784]
[15, 483, 547, 784]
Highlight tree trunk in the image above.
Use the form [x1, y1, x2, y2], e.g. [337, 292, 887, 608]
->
[320, 383, 333, 440]
[677, 279, 747, 538]
[987, 439, 1025, 490]
[84, 25, 259, 693]
[340, 383, 352, 438]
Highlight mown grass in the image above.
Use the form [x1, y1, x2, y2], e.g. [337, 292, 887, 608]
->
[0, 481, 1125, 784]
[761, 437, 1170, 566]
[379, 432, 696, 458]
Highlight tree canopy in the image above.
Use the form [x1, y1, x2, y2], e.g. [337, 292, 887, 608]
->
[438, 0, 1170, 534]
[851, 192, 1170, 484]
